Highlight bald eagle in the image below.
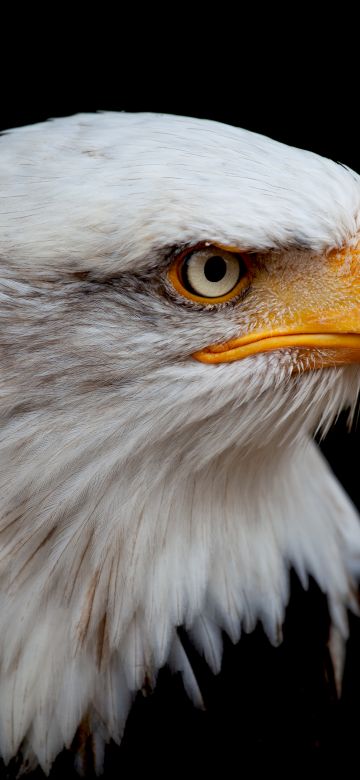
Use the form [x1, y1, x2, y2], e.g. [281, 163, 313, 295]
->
[0, 112, 359, 774]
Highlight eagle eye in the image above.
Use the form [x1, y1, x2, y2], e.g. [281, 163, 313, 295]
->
[168, 245, 250, 304]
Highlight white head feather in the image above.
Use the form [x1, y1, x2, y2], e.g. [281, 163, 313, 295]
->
[0, 112, 359, 773]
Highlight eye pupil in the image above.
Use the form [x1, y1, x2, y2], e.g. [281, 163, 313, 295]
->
[204, 256, 227, 283]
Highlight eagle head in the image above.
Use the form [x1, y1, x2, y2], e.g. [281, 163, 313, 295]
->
[0, 112, 360, 772]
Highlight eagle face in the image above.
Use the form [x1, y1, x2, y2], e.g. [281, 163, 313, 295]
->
[0, 112, 360, 772]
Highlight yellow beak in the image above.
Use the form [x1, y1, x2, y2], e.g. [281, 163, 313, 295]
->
[193, 244, 360, 367]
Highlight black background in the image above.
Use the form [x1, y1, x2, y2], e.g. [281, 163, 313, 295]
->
[1, 60, 359, 775]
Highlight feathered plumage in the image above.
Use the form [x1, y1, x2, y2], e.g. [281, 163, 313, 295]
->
[0, 112, 359, 773]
